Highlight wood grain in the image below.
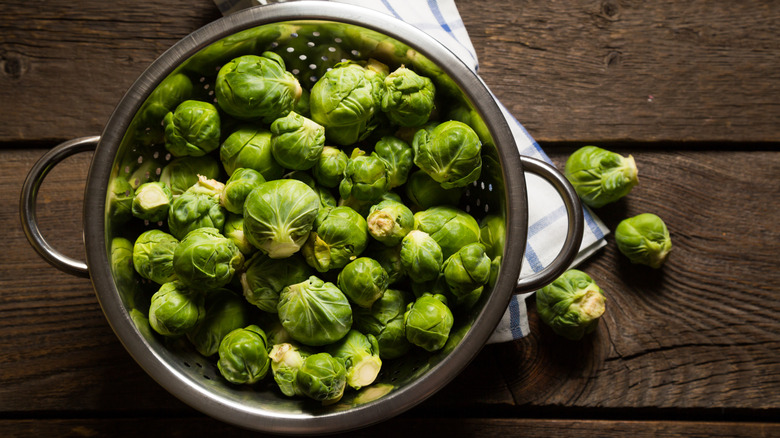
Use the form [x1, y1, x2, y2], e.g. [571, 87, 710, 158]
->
[1, 417, 778, 438]
[3, 147, 778, 417]
[1, 0, 778, 143]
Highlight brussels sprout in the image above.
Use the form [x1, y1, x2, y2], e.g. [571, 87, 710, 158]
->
[536, 269, 607, 341]
[563, 145, 638, 208]
[223, 213, 254, 255]
[269, 342, 312, 397]
[242, 179, 320, 258]
[404, 293, 454, 352]
[108, 176, 134, 226]
[167, 176, 227, 240]
[615, 213, 672, 268]
[365, 242, 406, 285]
[215, 53, 302, 123]
[187, 288, 250, 357]
[173, 227, 244, 291]
[296, 352, 347, 404]
[410, 273, 449, 299]
[442, 243, 491, 299]
[277, 276, 352, 347]
[217, 325, 271, 385]
[132, 182, 173, 222]
[447, 102, 492, 147]
[220, 168, 266, 215]
[405, 169, 464, 211]
[371, 136, 413, 189]
[131, 72, 194, 146]
[160, 155, 222, 197]
[339, 149, 389, 202]
[380, 66, 435, 127]
[399, 230, 443, 282]
[412, 120, 482, 189]
[337, 257, 389, 308]
[413, 206, 481, 259]
[132, 229, 179, 285]
[309, 61, 383, 146]
[270, 111, 326, 170]
[367, 199, 414, 247]
[220, 126, 284, 180]
[353, 288, 412, 359]
[326, 330, 382, 390]
[312, 146, 348, 189]
[148, 281, 205, 336]
[479, 214, 506, 260]
[163, 100, 221, 157]
[111, 237, 143, 308]
[240, 252, 312, 313]
[301, 206, 369, 272]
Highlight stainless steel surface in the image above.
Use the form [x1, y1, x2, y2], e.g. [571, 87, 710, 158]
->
[21, 1, 583, 434]
[19, 136, 99, 278]
[515, 156, 584, 292]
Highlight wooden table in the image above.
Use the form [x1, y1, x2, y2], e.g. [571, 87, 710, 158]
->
[2, 1, 778, 436]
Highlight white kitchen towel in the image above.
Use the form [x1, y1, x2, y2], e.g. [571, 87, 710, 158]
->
[213, 0, 610, 343]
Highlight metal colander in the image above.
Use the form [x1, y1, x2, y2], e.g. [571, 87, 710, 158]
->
[20, 2, 583, 435]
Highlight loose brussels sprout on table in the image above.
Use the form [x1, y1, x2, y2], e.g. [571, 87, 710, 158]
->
[242, 179, 320, 259]
[215, 52, 302, 123]
[615, 213, 672, 268]
[132, 229, 179, 285]
[564, 145, 638, 208]
[217, 325, 271, 385]
[163, 100, 222, 157]
[536, 269, 607, 341]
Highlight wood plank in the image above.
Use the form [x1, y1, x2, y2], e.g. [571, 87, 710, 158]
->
[2, 147, 778, 416]
[1, 0, 778, 144]
[1, 417, 778, 437]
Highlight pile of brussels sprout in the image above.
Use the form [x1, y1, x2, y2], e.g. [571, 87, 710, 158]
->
[110, 51, 505, 404]
[534, 145, 673, 341]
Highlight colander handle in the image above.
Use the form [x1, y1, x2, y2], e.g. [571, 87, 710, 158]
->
[20, 136, 100, 278]
[515, 156, 585, 292]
